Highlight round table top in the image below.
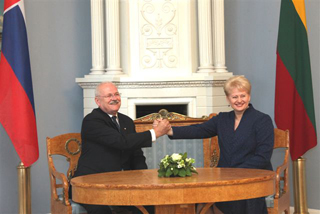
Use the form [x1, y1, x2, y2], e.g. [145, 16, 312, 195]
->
[71, 167, 275, 206]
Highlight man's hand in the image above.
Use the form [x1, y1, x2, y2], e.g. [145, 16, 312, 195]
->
[153, 119, 172, 138]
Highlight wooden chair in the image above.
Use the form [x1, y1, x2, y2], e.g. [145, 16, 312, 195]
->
[204, 126, 290, 214]
[267, 129, 290, 214]
[47, 133, 87, 214]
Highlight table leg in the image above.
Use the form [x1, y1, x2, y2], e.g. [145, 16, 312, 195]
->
[155, 204, 195, 214]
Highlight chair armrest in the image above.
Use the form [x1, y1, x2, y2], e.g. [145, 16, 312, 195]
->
[49, 167, 71, 206]
[274, 161, 289, 199]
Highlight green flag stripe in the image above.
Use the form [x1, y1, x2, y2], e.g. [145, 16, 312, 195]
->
[277, 0, 316, 129]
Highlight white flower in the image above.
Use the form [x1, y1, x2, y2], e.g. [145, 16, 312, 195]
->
[161, 155, 169, 162]
[178, 160, 185, 168]
[158, 152, 198, 177]
[171, 153, 182, 161]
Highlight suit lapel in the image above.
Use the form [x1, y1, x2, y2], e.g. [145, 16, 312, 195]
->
[96, 108, 120, 132]
[117, 114, 127, 134]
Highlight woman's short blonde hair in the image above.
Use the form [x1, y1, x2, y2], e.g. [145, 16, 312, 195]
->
[223, 76, 251, 96]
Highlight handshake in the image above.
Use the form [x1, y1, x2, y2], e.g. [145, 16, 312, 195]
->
[152, 119, 173, 138]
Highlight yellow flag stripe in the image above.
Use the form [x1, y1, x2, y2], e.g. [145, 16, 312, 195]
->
[292, 0, 308, 31]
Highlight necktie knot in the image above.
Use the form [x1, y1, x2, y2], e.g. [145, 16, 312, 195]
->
[111, 116, 120, 131]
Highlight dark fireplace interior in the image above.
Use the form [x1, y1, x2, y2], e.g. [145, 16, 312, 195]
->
[136, 104, 188, 118]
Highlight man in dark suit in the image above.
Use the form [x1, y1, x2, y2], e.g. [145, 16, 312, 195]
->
[73, 82, 171, 214]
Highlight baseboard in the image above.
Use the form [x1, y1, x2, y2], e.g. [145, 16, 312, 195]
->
[290, 207, 320, 214]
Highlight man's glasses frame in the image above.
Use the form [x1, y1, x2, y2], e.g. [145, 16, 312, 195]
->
[97, 93, 121, 99]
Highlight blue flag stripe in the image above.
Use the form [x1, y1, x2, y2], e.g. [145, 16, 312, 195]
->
[2, 5, 35, 113]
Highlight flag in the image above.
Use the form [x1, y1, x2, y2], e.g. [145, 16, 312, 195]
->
[275, 0, 317, 161]
[0, 0, 39, 167]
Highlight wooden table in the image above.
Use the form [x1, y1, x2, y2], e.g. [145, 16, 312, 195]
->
[71, 168, 275, 214]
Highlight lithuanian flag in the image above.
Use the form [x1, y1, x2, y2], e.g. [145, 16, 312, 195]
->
[275, 0, 317, 161]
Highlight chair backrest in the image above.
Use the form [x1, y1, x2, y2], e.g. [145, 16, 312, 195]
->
[47, 133, 82, 182]
[272, 128, 290, 198]
[204, 113, 219, 168]
[134, 109, 221, 168]
[47, 133, 84, 214]
[134, 109, 209, 131]
[274, 128, 290, 149]
[134, 109, 212, 163]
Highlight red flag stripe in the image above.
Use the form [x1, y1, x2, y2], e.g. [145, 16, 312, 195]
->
[0, 54, 39, 166]
[275, 53, 317, 160]
[4, 0, 20, 11]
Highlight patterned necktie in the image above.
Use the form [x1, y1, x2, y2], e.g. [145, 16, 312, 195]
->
[111, 116, 120, 132]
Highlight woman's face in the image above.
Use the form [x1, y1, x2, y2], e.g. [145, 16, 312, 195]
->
[227, 88, 251, 114]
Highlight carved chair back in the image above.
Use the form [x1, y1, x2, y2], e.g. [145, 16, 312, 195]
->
[267, 128, 290, 214]
[47, 133, 83, 214]
[134, 109, 219, 168]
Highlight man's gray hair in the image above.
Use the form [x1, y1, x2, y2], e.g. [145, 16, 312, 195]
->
[95, 82, 116, 97]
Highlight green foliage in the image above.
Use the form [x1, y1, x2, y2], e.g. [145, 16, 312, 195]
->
[158, 152, 198, 177]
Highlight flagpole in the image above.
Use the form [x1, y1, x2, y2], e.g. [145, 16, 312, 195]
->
[293, 157, 309, 214]
[17, 162, 31, 214]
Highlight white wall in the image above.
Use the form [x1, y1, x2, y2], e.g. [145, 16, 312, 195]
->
[0, 0, 318, 213]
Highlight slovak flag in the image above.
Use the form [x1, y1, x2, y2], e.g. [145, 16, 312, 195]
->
[0, 0, 39, 167]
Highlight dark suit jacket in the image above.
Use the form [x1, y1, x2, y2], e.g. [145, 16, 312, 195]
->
[170, 104, 274, 170]
[74, 108, 152, 177]
[170, 104, 274, 214]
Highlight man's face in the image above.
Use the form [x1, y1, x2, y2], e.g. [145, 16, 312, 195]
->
[95, 83, 121, 115]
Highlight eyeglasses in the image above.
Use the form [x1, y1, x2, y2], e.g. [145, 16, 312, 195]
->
[97, 93, 121, 99]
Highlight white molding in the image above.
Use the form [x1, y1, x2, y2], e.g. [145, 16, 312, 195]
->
[77, 80, 227, 89]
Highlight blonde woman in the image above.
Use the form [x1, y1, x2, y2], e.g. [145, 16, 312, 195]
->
[164, 76, 274, 214]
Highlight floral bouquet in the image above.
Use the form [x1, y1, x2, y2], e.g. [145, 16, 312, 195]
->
[158, 152, 198, 177]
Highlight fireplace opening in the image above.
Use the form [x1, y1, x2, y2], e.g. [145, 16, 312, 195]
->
[136, 104, 188, 118]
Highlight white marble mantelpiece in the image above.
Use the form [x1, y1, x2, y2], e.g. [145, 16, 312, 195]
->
[77, 0, 232, 118]
[76, 72, 232, 118]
